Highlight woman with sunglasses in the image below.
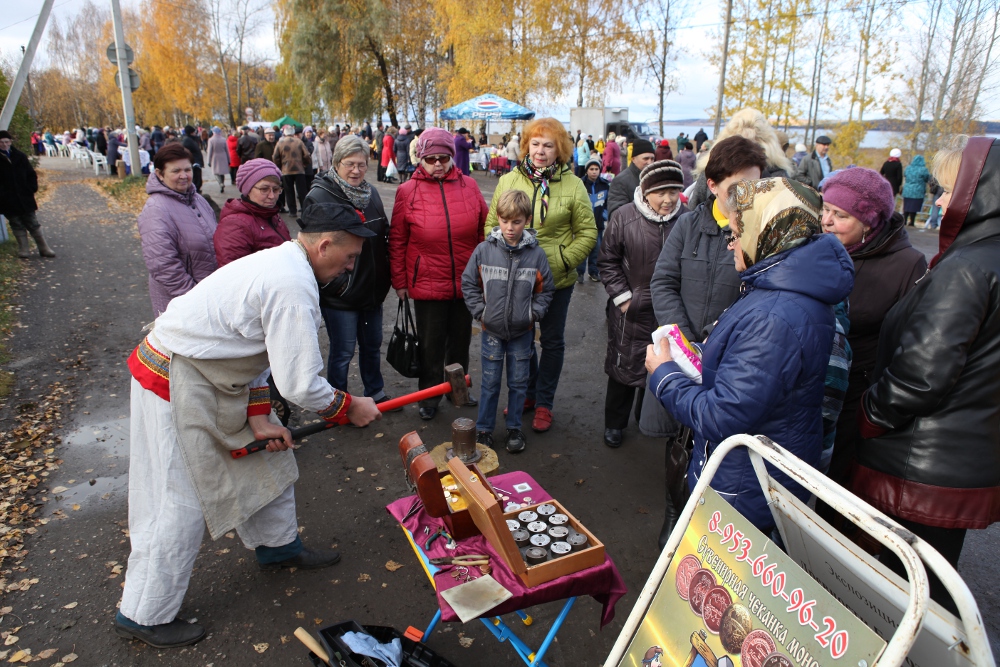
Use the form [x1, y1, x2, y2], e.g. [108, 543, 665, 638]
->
[389, 128, 489, 420]
[303, 135, 393, 407]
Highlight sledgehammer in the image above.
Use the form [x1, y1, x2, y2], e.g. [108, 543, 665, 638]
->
[230, 363, 471, 459]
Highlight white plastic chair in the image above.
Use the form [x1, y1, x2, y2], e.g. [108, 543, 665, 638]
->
[90, 151, 109, 176]
[44, 144, 57, 157]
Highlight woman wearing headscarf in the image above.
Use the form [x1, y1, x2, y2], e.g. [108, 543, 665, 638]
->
[137, 143, 217, 317]
[853, 136, 1000, 613]
[645, 177, 854, 532]
[901, 154, 930, 226]
[484, 117, 597, 432]
[598, 160, 686, 448]
[304, 135, 393, 405]
[817, 167, 926, 501]
[390, 128, 488, 420]
[206, 127, 230, 193]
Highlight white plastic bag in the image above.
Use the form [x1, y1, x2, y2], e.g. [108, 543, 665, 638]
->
[385, 159, 399, 179]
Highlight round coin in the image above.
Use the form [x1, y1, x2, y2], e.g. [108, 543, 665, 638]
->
[506, 519, 521, 532]
[674, 555, 703, 601]
[530, 533, 551, 547]
[719, 603, 754, 654]
[527, 521, 548, 533]
[741, 630, 777, 667]
[548, 513, 569, 525]
[536, 503, 557, 516]
[701, 586, 733, 634]
[512, 529, 530, 548]
[548, 525, 569, 539]
[518, 511, 538, 523]
[567, 532, 589, 550]
[551, 541, 572, 556]
[687, 568, 717, 616]
[761, 652, 794, 667]
[525, 547, 547, 565]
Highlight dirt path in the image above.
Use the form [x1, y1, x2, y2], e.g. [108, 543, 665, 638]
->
[0, 157, 994, 665]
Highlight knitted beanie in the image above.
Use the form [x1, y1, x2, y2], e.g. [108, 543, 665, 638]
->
[236, 158, 282, 196]
[821, 167, 894, 231]
[417, 127, 455, 159]
[632, 139, 655, 157]
[639, 160, 685, 195]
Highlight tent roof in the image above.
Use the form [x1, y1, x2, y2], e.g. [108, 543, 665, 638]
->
[440, 95, 535, 121]
[272, 115, 304, 129]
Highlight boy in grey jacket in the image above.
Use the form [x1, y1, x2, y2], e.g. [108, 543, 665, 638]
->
[462, 190, 555, 453]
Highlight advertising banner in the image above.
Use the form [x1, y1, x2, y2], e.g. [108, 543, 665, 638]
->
[617, 488, 886, 667]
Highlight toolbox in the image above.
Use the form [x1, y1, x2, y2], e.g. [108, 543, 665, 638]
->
[398, 431, 496, 540]
[308, 620, 457, 667]
[447, 457, 605, 587]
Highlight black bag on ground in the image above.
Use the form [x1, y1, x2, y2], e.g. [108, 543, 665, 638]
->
[386, 298, 420, 378]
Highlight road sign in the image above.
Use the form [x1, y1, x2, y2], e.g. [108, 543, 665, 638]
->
[106, 42, 134, 65]
[114, 68, 140, 92]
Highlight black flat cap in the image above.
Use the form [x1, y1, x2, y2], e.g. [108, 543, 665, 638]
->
[815, 135, 832, 145]
[299, 202, 376, 237]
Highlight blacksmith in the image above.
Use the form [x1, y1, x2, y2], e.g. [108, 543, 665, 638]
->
[115, 202, 382, 648]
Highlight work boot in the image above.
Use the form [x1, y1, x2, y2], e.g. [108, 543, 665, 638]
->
[12, 230, 31, 259]
[29, 230, 56, 258]
[259, 546, 341, 571]
[114, 611, 206, 648]
[604, 428, 623, 448]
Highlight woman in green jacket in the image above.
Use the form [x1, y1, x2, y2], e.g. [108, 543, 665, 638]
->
[484, 117, 597, 432]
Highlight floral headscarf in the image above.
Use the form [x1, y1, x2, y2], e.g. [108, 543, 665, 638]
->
[730, 177, 822, 268]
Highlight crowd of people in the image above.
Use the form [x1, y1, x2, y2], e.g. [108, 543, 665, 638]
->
[9, 105, 997, 647]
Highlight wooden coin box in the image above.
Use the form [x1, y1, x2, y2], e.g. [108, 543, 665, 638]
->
[398, 431, 493, 540]
[447, 457, 605, 587]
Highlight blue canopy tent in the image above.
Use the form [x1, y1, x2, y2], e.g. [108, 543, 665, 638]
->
[440, 94, 535, 121]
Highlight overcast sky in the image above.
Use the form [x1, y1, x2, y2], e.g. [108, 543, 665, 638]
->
[2, 0, 998, 125]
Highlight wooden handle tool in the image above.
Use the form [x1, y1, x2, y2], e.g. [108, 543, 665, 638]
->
[294, 627, 331, 665]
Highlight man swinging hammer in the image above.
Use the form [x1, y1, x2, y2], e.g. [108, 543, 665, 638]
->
[115, 202, 382, 648]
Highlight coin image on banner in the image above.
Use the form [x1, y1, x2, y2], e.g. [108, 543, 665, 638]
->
[675, 555, 702, 601]
[741, 629, 777, 667]
[687, 568, 717, 616]
[719, 603, 753, 654]
[701, 586, 733, 634]
[761, 651, 794, 667]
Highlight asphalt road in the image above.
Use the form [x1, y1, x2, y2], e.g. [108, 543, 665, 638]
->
[0, 158, 994, 666]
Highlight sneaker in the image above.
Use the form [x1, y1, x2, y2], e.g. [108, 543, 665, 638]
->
[504, 398, 535, 417]
[476, 431, 494, 448]
[589, 273, 600, 282]
[532, 406, 553, 432]
[505, 429, 526, 453]
[375, 395, 403, 412]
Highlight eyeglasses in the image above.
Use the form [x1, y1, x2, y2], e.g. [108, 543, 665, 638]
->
[723, 230, 741, 246]
[423, 155, 450, 165]
[341, 161, 368, 172]
[253, 185, 283, 195]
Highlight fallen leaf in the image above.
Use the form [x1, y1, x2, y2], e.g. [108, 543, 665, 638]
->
[295, 611, 305, 619]
[280, 635, 290, 644]
[36, 649, 57, 659]
[356, 466, 365, 472]
[376, 487, 385, 491]
[253, 643, 268, 653]
[62, 601, 78, 609]
[0, 608, 10, 616]
[550, 453, 560, 458]
[385, 560, 404, 572]
[374, 433, 383, 438]
[111, 565, 123, 574]
[0, 652, 7, 661]
[458, 634, 474, 648]
[215, 548, 230, 556]
[2, 636, 15, 646]
[637, 507, 649, 514]
[51, 486, 68, 493]
[225, 532, 235, 539]
[71, 504, 81, 511]
[575, 479, 585, 486]
[382, 583, 388, 588]
[7, 649, 27, 662]
[358, 573, 371, 582]
[62, 653, 78, 663]
[313, 617, 322, 625]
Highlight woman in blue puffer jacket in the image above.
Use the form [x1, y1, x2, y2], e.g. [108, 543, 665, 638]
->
[645, 177, 854, 531]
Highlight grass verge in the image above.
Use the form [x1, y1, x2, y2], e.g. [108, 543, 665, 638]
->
[95, 174, 148, 214]
[0, 235, 25, 378]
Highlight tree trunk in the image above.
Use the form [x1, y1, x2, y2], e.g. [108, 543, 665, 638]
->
[367, 35, 398, 127]
[963, 4, 999, 132]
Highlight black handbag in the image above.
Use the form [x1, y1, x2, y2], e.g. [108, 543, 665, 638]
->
[386, 298, 421, 378]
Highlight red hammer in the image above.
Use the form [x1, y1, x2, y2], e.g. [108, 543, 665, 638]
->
[230, 363, 471, 458]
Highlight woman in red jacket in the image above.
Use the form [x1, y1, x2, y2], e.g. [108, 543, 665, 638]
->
[226, 128, 240, 185]
[381, 127, 397, 183]
[214, 158, 291, 267]
[389, 127, 488, 420]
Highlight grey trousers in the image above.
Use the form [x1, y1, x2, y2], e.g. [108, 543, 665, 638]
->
[6, 212, 40, 233]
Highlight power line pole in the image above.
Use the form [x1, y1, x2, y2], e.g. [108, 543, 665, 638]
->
[110, 0, 141, 175]
[713, 0, 733, 138]
[0, 0, 54, 132]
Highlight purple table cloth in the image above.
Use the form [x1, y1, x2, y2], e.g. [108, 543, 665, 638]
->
[386, 471, 627, 628]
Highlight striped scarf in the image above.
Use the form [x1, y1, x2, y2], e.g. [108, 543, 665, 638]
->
[519, 158, 558, 226]
[330, 169, 372, 212]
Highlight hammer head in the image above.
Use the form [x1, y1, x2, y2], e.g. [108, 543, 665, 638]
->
[444, 363, 470, 407]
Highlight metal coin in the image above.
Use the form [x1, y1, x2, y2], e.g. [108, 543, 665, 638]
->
[566, 532, 589, 550]
[525, 546, 547, 565]
[687, 568, 717, 616]
[702, 586, 733, 634]
[512, 529, 530, 547]
[547, 525, 569, 539]
[674, 555, 702, 601]
[550, 541, 571, 556]
[741, 630, 777, 667]
[548, 513, 568, 525]
[527, 521, 548, 533]
[530, 533, 551, 547]
[518, 511, 538, 523]
[720, 603, 754, 654]
[536, 503, 556, 516]
[506, 519, 521, 532]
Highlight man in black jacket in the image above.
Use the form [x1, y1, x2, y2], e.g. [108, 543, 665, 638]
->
[607, 139, 655, 215]
[648, 135, 766, 547]
[181, 125, 204, 193]
[303, 136, 394, 406]
[236, 126, 258, 164]
[0, 131, 55, 259]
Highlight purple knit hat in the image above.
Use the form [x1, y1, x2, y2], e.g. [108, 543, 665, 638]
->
[822, 167, 894, 232]
[417, 127, 455, 159]
[236, 158, 282, 196]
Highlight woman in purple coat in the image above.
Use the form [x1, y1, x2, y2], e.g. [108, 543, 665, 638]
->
[137, 142, 218, 317]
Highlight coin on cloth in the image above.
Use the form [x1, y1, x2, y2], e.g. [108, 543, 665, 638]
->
[720, 603, 754, 653]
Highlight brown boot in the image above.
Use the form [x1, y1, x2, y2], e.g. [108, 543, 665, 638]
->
[12, 230, 31, 259]
[29, 230, 55, 258]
